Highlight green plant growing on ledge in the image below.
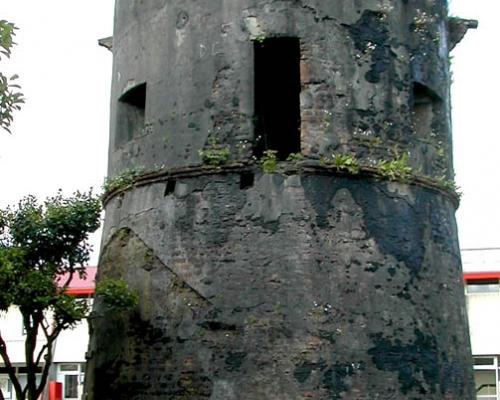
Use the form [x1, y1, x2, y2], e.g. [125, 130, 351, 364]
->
[377, 152, 412, 181]
[198, 140, 230, 166]
[333, 153, 360, 174]
[430, 174, 463, 200]
[102, 167, 145, 193]
[254, 34, 266, 44]
[286, 152, 304, 164]
[261, 149, 278, 173]
[321, 153, 360, 175]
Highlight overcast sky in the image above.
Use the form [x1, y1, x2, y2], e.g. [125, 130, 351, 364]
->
[448, 0, 500, 251]
[1, 1, 114, 263]
[0, 1, 498, 264]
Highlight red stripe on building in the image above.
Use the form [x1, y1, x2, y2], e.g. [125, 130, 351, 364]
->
[464, 272, 500, 282]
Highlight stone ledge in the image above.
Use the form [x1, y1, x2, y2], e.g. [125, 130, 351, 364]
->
[101, 161, 460, 208]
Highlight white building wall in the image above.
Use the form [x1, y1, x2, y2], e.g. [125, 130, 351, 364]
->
[462, 248, 500, 273]
[53, 320, 89, 364]
[467, 292, 500, 355]
[0, 306, 90, 366]
[0, 307, 46, 364]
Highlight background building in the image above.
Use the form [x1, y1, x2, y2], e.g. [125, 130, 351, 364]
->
[0, 267, 96, 400]
[463, 249, 500, 400]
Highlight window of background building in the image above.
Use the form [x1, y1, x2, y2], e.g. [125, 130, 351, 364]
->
[0, 376, 12, 399]
[64, 375, 78, 399]
[58, 363, 83, 400]
[467, 280, 500, 294]
[474, 356, 499, 400]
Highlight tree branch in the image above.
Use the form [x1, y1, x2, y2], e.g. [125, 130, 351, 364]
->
[34, 321, 62, 399]
[23, 312, 41, 400]
[61, 268, 75, 291]
[35, 338, 54, 399]
[34, 324, 60, 367]
[41, 315, 51, 337]
[0, 332, 23, 399]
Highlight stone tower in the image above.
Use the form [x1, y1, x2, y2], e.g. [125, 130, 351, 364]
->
[86, 1, 477, 399]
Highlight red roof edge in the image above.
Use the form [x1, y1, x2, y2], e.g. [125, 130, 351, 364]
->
[464, 272, 500, 282]
[57, 266, 97, 296]
[65, 288, 95, 296]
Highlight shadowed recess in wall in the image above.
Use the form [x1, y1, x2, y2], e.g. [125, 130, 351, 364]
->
[115, 83, 146, 148]
[254, 37, 301, 160]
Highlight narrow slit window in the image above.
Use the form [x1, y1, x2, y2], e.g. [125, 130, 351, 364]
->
[115, 83, 146, 147]
[412, 82, 438, 139]
[254, 37, 301, 160]
[164, 179, 176, 196]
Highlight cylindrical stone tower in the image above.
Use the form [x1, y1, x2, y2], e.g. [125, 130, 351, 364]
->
[86, 1, 476, 399]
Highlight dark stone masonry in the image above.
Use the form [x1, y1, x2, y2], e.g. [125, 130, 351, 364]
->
[85, 1, 477, 399]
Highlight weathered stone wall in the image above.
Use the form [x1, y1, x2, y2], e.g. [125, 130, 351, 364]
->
[107, 0, 453, 178]
[85, 1, 475, 399]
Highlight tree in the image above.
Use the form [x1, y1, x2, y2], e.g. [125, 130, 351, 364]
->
[0, 191, 136, 400]
[0, 20, 24, 133]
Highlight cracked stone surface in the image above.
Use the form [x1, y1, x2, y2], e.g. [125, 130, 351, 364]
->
[85, 1, 475, 399]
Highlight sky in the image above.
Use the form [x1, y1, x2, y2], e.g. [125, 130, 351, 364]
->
[1, 1, 114, 263]
[448, 0, 500, 251]
[0, 1, 498, 264]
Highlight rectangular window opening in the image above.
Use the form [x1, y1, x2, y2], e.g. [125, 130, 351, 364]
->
[164, 179, 176, 196]
[115, 83, 147, 148]
[254, 37, 301, 161]
[64, 375, 79, 398]
[466, 282, 500, 294]
[240, 172, 255, 189]
[474, 369, 497, 399]
[474, 357, 496, 367]
[59, 364, 79, 372]
[0, 376, 12, 399]
[412, 82, 439, 139]
[466, 279, 500, 294]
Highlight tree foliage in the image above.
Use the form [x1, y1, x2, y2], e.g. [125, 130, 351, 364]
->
[0, 191, 101, 400]
[0, 20, 24, 133]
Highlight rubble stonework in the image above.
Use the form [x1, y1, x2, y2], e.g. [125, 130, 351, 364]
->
[85, 1, 476, 398]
